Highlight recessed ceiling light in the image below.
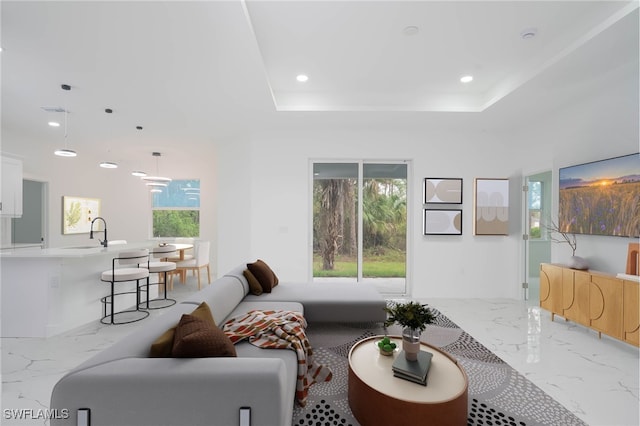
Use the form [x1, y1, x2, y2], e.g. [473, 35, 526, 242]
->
[520, 28, 538, 40]
[460, 75, 474, 83]
[150, 188, 162, 193]
[131, 170, 147, 177]
[296, 74, 309, 83]
[403, 26, 419, 36]
[48, 121, 60, 127]
[99, 161, 118, 169]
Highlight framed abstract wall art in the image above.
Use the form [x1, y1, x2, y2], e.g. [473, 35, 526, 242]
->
[474, 178, 509, 235]
[423, 209, 462, 235]
[62, 196, 101, 234]
[423, 178, 463, 204]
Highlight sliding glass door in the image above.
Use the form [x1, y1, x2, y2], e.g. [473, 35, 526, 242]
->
[312, 161, 407, 294]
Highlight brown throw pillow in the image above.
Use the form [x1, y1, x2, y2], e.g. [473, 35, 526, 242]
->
[171, 314, 237, 358]
[243, 269, 263, 296]
[149, 302, 216, 357]
[247, 259, 278, 293]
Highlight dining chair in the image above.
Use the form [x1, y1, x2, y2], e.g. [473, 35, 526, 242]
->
[174, 240, 211, 290]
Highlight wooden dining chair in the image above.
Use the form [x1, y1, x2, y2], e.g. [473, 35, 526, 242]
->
[174, 240, 211, 290]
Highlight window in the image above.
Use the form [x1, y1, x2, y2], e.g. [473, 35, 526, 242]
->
[528, 181, 542, 238]
[152, 179, 200, 238]
[312, 161, 408, 294]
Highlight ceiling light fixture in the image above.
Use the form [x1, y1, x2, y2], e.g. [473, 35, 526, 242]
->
[460, 75, 474, 83]
[150, 188, 163, 193]
[54, 84, 77, 158]
[131, 170, 147, 177]
[296, 74, 309, 83]
[403, 25, 419, 36]
[520, 28, 538, 40]
[145, 181, 169, 187]
[98, 111, 119, 169]
[141, 152, 172, 189]
[48, 121, 60, 127]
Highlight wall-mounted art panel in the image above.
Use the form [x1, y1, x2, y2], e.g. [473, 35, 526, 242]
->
[474, 178, 509, 235]
[62, 196, 101, 234]
[423, 209, 462, 235]
[559, 152, 639, 237]
[423, 178, 462, 204]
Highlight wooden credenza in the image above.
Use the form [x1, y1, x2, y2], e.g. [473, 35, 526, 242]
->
[540, 263, 639, 347]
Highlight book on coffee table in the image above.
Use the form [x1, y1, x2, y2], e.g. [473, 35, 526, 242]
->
[392, 350, 433, 386]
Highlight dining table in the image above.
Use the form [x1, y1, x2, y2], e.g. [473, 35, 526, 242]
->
[171, 243, 194, 261]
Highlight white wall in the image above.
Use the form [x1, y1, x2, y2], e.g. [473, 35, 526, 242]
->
[217, 127, 524, 299]
[216, 66, 637, 299]
[515, 65, 639, 274]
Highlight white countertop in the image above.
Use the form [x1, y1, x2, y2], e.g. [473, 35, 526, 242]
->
[0, 241, 157, 258]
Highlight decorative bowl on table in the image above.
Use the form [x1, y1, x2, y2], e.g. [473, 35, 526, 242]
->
[377, 336, 397, 356]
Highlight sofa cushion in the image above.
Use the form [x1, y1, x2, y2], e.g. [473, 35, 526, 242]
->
[150, 302, 215, 357]
[243, 269, 263, 296]
[172, 314, 237, 358]
[247, 259, 278, 293]
[243, 282, 386, 323]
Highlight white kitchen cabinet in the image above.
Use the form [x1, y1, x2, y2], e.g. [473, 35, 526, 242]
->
[1, 156, 23, 217]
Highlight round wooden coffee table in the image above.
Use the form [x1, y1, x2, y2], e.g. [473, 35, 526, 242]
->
[348, 336, 468, 426]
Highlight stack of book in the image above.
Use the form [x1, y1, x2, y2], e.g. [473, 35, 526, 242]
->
[392, 350, 433, 386]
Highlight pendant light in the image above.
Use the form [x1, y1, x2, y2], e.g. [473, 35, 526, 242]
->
[54, 84, 77, 157]
[98, 109, 118, 168]
[130, 127, 148, 177]
[141, 152, 171, 187]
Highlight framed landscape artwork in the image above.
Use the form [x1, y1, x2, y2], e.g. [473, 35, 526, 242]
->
[474, 178, 509, 236]
[423, 209, 462, 235]
[62, 196, 101, 234]
[424, 178, 463, 204]
[559, 153, 639, 237]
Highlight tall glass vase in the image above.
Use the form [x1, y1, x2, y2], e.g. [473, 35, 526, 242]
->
[402, 327, 421, 361]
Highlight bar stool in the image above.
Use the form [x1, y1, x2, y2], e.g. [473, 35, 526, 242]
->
[100, 249, 151, 325]
[138, 244, 177, 310]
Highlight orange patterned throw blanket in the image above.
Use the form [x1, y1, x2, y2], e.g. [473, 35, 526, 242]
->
[222, 310, 332, 406]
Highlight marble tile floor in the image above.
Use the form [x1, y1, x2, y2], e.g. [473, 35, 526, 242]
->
[428, 298, 639, 426]
[1, 282, 638, 426]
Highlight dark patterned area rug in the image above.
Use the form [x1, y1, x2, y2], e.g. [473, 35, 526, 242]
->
[292, 309, 587, 426]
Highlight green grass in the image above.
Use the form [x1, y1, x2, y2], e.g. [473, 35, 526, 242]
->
[313, 254, 406, 278]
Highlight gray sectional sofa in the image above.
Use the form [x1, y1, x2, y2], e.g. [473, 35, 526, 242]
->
[50, 263, 386, 426]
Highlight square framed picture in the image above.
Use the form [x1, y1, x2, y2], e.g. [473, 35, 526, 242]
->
[473, 178, 509, 235]
[423, 209, 462, 235]
[424, 178, 463, 204]
[62, 196, 101, 234]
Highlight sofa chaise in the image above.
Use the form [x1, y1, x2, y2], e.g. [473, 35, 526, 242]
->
[50, 262, 386, 426]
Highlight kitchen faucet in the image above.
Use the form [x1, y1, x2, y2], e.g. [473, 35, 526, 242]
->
[90, 217, 108, 247]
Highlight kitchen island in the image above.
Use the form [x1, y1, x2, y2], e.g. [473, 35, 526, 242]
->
[1, 242, 161, 337]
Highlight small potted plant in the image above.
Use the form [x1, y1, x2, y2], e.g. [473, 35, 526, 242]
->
[377, 336, 397, 356]
[383, 301, 435, 361]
